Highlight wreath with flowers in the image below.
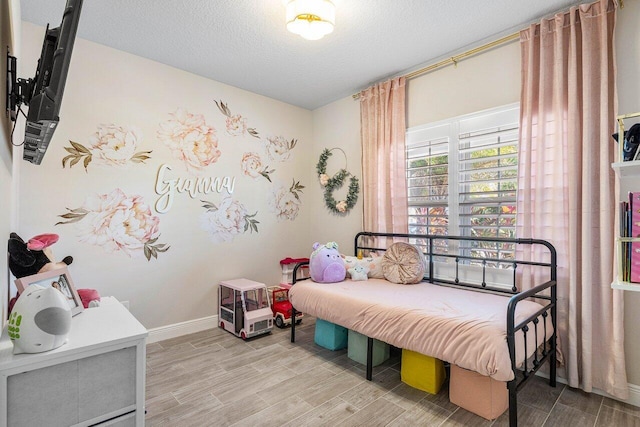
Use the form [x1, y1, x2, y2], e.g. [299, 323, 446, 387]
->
[316, 148, 359, 214]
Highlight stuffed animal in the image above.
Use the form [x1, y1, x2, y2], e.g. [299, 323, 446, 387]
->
[8, 232, 73, 279]
[78, 288, 101, 308]
[310, 241, 346, 283]
[8, 284, 71, 354]
[7, 232, 102, 310]
[348, 264, 369, 281]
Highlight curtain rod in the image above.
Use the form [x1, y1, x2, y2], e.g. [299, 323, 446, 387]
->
[353, 0, 623, 100]
[352, 31, 520, 100]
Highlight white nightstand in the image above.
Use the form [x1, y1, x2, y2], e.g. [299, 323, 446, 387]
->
[0, 299, 148, 426]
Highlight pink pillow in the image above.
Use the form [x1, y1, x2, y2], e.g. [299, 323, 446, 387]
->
[382, 242, 425, 284]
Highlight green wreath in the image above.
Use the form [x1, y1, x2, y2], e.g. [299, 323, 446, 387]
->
[316, 148, 359, 214]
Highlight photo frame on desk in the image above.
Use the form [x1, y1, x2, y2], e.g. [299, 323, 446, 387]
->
[15, 267, 84, 316]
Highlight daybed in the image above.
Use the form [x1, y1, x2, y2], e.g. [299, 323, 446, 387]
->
[289, 231, 557, 427]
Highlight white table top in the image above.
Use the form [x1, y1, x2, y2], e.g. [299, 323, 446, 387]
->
[0, 298, 148, 372]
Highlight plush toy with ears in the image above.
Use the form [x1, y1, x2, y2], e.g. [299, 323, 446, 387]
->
[8, 232, 73, 279]
[309, 241, 346, 283]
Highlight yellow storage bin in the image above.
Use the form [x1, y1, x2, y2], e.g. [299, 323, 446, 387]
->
[400, 349, 446, 394]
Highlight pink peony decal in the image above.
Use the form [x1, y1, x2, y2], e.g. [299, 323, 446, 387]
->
[215, 100, 260, 138]
[56, 189, 169, 260]
[264, 136, 296, 162]
[269, 179, 304, 221]
[200, 197, 259, 243]
[157, 109, 221, 173]
[241, 152, 274, 182]
[62, 124, 151, 170]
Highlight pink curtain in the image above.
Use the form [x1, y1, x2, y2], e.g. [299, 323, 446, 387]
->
[360, 77, 408, 235]
[518, 0, 627, 398]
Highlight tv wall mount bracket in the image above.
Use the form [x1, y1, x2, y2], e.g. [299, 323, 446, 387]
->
[6, 48, 34, 122]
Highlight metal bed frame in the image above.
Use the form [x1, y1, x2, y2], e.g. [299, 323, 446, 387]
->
[289, 231, 557, 427]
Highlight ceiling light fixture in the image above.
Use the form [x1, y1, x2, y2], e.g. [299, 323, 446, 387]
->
[285, 0, 335, 41]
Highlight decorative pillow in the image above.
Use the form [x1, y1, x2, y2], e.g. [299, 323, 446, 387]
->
[348, 264, 369, 281]
[343, 254, 384, 279]
[382, 242, 425, 285]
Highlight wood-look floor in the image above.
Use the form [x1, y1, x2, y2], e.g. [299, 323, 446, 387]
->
[145, 317, 640, 427]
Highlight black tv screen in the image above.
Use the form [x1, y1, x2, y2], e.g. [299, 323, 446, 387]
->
[21, 0, 83, 165]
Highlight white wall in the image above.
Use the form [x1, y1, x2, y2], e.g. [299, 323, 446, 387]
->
[310, 96, 363, 253]
[17, 22, 314, 329]
[407, 41, 521, 127]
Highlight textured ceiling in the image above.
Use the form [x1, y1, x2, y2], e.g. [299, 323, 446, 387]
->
[20, 0, 581, 110]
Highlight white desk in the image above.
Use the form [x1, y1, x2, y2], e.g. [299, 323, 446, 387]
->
[0, 299, 148, 426]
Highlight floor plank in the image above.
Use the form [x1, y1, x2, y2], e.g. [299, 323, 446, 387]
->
[145, 321, 638, 427]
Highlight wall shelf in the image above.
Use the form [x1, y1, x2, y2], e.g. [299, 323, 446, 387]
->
[612, 160, 640, 177]
[611, 113, 640, 291]
[611, 280, 640, 291]
[614, 237, 640, 291]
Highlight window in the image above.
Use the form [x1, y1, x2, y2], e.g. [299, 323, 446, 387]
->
[406, 104, 519, 262]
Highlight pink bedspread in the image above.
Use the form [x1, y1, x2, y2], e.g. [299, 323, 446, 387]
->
[289, 278, 552, 382]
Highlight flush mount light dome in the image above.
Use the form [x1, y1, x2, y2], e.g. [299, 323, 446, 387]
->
[285, 0, 335, 41]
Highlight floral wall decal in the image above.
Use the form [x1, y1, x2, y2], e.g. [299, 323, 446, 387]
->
[264, 136, 296, 162]
[62, 124, 151, 170]
[215, 100, 260, 138]
[241, 152, 274, 182]
[269, 179, 305, 221]
[157, 109, 221, 173]
[200, 196, 259, 242]
[56, 188, 170, 261]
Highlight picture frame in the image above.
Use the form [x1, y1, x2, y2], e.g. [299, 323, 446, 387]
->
[15, 267, 84, 316]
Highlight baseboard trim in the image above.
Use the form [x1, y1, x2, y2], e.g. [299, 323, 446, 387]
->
[625, 383, 640, 407]
[538, 372, 640, 408]
[590, 381, 640, 408]
[147, 315, 218, 344]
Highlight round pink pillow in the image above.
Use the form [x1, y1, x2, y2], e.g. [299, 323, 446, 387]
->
[382, 242, 425, 284]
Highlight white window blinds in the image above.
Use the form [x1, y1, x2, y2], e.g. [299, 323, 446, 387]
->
[406, 104, 519, 261]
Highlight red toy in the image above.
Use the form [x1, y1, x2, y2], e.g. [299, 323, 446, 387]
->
[269, 286, 303, 328]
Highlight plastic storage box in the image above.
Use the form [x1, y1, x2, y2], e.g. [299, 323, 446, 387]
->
[347, 329, 390, 366]
[314, 318, 348, 350]
[400, 349, 446, 394]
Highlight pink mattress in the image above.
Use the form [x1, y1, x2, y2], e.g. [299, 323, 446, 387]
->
[289, 278, 552, 382]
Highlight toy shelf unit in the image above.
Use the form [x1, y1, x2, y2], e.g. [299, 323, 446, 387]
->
[611, 111, 640, 291]
[280, 257, 309, 287]
[613, 236, 640, 291]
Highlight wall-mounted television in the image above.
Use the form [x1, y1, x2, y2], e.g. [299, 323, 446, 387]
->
[5, 0, 83, 165]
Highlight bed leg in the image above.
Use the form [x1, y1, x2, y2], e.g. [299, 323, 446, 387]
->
[366, 337, 373, 381]
[508, 379, 518, 427]
[550, 337, 557, 387]
[290, 307, 296, 343]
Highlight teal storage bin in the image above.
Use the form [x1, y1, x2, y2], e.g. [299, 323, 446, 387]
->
[347, 329, 390, 367]
[314, 318, 348, 350]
